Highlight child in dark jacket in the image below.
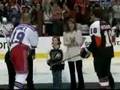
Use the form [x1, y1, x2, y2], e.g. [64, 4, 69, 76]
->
[47, 36, 64, 90]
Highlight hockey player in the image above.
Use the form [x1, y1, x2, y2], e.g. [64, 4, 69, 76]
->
[87, 7, 115, 89]
[0, 17, 15, 89]
[10, 23, 38, 89]
[0, 16, 38, 89]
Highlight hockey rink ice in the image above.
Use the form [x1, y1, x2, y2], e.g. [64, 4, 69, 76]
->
[0, 57, 120, 84]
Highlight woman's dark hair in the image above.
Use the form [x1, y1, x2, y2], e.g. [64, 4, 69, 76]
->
[64, 17, 77, 32]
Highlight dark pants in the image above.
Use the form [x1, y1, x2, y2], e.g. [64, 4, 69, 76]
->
[5, 51, 15, 90]
[5, 51, 34, 90]
[68, 60, 85, 90]
[94, 57, 115, 89]
[26, 53, 34, 89]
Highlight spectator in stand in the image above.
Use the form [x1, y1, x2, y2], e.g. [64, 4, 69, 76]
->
[52, 0, 66, 8]
[7, 0, 21, 27]
[31, 0, 44, 36]
[66, 0, 75, 10]
[62, 3, 76, 35]
[42, 0, 53, 36]
[112, 0, 120, 26]
[62, 3, 70, 21]
[0, 1, 4, 18]
[20, 5, 31, 24]
[111, 0, 120, 36]
[73, 0, 90, 25]
[51, 2, 63, 36]
[0, 0, 9, 19]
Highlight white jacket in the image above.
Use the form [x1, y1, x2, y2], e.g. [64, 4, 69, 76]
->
[63, 30, 83, 62]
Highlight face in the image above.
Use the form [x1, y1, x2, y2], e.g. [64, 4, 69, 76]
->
[52, 38, 59, 46]
[68, 21, 75, 31]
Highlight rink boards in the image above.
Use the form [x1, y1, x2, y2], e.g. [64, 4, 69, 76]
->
[0, 36, 120, 59]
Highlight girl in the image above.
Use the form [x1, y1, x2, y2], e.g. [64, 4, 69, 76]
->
[47, 36, 64, 90]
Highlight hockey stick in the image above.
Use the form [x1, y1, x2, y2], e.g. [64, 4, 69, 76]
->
[50, 53, 80, 67]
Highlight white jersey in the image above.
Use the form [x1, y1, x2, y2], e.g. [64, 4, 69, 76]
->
[0, 23, 14, 50]
[89, 20, 113, 47]
[88, 20, 114, 58]
[10, 24, 39, 49]
[89, 21, 101, 37]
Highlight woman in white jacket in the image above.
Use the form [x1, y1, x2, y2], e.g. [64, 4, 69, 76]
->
[63, 17, 84, 90]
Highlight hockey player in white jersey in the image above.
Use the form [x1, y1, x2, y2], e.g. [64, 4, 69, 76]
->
[10, 24, 39, 89]
[87, 7, 115, 89]
[0, 17, 13, 38]
[0, 17, 16, 89]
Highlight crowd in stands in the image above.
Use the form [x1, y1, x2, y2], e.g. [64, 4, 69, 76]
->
[0, 0, 120, 36]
